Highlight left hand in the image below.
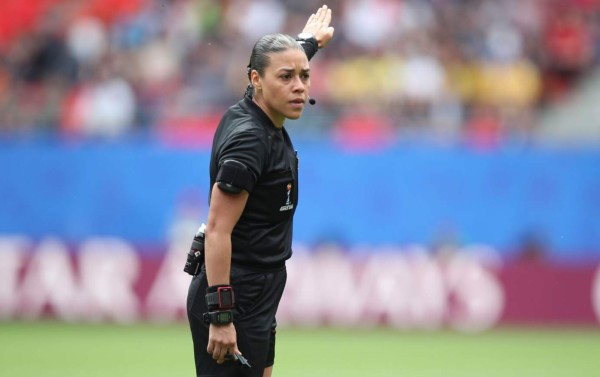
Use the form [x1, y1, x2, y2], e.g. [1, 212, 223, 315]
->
[302, 5, 335, 49]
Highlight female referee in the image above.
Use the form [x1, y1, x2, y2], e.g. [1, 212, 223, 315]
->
[186, 5, 335, 377]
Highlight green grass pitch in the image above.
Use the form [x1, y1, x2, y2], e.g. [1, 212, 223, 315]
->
[0, 322, 598, 377]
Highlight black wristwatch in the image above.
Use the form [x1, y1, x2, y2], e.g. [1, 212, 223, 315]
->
[297, 32, 317, 45]
[203, 310, 234, 325]
[296, 32, 318, 60]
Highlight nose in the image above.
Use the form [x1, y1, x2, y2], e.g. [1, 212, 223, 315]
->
[292, 76, 306, 93]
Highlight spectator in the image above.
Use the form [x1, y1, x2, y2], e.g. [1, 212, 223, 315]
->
[0, 0, 599, 144]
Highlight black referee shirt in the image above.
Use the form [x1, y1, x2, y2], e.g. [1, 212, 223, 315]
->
[209, 97, 299, 269]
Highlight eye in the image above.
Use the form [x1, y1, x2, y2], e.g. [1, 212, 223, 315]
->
[280, 74, 292, 80]
[302, 73, 310, 81]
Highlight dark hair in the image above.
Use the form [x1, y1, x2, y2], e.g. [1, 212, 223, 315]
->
[244, 34, 303, 99]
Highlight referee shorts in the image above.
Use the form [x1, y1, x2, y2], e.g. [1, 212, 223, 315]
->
[187, 264, 287, 377]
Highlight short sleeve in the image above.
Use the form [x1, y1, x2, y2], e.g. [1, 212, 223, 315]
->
[216, 130, 268, 193]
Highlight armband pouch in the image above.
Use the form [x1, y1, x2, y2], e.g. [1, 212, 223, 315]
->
[216, 159, 254, 194]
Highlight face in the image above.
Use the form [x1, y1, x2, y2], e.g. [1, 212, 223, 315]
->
[251, 48, 311, 127]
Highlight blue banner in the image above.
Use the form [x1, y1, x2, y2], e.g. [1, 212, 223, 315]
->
[1, 138, 599, 260]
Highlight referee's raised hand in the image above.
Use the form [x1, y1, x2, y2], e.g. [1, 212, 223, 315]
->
[302, 5, 335, 49]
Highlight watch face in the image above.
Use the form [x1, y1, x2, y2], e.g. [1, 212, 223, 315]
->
[298, 32, 314, 40]
[218, 287, 234, 308]
[220, 294, 233, 307]
[217, 312, 232, 322]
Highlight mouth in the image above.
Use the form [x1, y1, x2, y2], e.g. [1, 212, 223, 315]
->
[289, 99, 305, 109]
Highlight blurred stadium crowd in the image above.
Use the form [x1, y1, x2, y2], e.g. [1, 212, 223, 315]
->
[0, 0, 599, 145]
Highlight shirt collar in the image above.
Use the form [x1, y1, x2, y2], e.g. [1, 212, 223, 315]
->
[241, 96, 280, 131]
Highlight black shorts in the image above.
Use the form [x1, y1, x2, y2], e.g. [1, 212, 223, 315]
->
[187, 264, 287, 377]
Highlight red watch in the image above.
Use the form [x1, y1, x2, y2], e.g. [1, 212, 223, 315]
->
[205, 286, 235, 310]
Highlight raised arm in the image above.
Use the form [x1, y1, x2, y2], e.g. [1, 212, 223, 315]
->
[296, 5, 335, 61]
[302, 5, 335, 49]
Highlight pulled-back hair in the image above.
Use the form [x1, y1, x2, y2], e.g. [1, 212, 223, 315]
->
[244, 34, 304, 99]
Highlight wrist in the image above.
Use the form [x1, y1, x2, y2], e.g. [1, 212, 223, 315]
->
[298, 32, 316, 42]
[297, 32, 318, 60]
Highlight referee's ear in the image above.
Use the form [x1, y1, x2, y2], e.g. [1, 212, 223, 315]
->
[250, 70, 262, 91]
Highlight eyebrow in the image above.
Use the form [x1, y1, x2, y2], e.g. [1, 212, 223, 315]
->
[277, 68, 310, 73]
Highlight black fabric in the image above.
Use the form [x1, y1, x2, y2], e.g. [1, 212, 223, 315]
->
[297, 37, 318, 61]
[208, 97, 299, 269]
[213, 130, 265, 194]
[216, 160, 255, 194]
[187, 265, 287, 377]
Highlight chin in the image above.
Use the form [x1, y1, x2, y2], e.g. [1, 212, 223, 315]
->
[286, 111, 303, 120]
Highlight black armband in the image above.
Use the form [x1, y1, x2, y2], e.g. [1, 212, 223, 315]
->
[297, 32, 318, 61]
[216, 159, 254, 194]
[203, 310, 234, 325]
[206, 285, 235, 311]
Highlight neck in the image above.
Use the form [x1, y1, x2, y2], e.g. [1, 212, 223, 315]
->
[252, 96, 284, 129]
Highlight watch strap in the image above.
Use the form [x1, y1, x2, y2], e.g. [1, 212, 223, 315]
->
[203, 310, 234, 325]
[296, 33, 318, 61]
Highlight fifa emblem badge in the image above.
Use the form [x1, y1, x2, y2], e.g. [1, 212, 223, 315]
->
[285, 183, 292, 205]
[280, 183, 294, 211]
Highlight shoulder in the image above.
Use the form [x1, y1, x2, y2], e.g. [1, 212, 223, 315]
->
[212, 107, 270, 165]
[222, 117, 269, 148]
[217, 100, 271, 147]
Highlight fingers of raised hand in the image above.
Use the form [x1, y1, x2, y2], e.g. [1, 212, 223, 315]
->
[323, 7, 332, 25]
[313, 6, 330, 27]
[317, 5, 330, 23]
[315, 5, 325, 21]
[304, 5, 330, 31]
